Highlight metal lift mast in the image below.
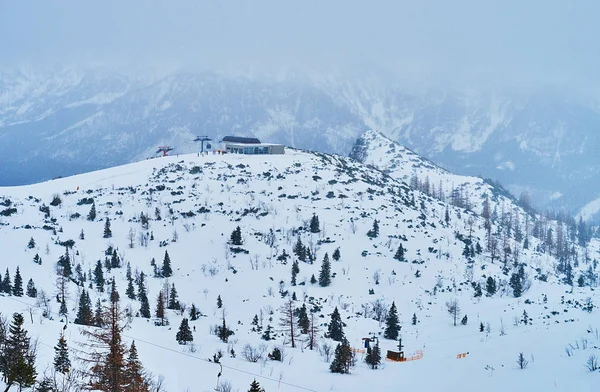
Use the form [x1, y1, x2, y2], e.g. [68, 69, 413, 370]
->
[194, 136, 212, 153]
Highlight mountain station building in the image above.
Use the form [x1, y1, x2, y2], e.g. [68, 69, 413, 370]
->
[219, 136, 285, 155]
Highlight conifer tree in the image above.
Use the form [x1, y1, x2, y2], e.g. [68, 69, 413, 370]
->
[161, 250, 172, 278]
[293, 237, 306, 262]
[230, 226, 243, 245]
[2, 267, 12, 294]
[53, 333, 71, 374]
[33, 253, 42, 265]
[309, 213, 320, 233]
[217, 295, 223, 309]
[412, 313, 417, 325]
[59, 299, 68, 317]
[126, 277, 136, 300]
[474, 282, 483, 298]
[367, 219, 379, 238]
[291, 260, 299, 286]
[94, 260, 105, 292]
[103, 217, 112, 238]
[486, 276, 497, 296]
[510, 270, 523, 298]
[12, 266, 23, 297]
[332, 247, 341, 262]
[479, 322, 485, 332]
[217, 312, 234, 343]
[94, 299, 104, 327]
[80, 282, 146, 391]
[87, 201, 96, 221]
[248, 379, 264, 392]
[365, 341, 381, 369]
[318, 253, 331, 287]
[176, 318, 193, 345]
[0, 270, 4, 293]
[384, 302, 400, 340]
[155, 292, 166, 326]
[80, 229, 85, 240]
[189, 303, 201, 321]
[394, 244, 405, 262]
[297, 303, 310, 334]
[0, 313, 37, 391]
[138, 278, 151, 319]
[327, 307, 345, 342]
[329, 337, 352, 374]
[310, 274, 317, 284]
[110, 249, 120, 269]
[123, 341, 150, 392]
[26, 279, 37, 298]
[75, 290, 93, 326]
[168, 283, 179, 310]
[57, 249, 72, 277]
[27, 237, 36, 249]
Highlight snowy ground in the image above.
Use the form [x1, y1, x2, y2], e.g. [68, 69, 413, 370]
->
[0, 149, 598, 392]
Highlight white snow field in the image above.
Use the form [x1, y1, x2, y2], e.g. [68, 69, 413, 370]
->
[0, 142, 598, 392]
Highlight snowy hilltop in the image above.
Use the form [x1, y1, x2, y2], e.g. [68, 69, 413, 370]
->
[0, 143, 598, 391]
[1, 67, 600, 214]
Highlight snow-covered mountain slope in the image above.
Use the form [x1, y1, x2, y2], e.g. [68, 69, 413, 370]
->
[1, 68, 599, 213]
[0, 147, 597, 391]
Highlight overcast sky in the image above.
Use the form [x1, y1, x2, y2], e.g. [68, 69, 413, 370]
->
[1, 0, 598, 89]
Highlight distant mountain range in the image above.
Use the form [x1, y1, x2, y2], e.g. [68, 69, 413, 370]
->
[1, 67, 598, 218]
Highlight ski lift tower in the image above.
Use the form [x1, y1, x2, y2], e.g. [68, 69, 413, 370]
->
[194, 136, 212, 153]
[156, 146, 173, 156]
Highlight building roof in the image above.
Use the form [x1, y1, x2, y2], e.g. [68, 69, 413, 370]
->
[222, 136, 261, 144]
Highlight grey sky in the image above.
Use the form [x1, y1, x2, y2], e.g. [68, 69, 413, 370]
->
[1, 0, 598, 89]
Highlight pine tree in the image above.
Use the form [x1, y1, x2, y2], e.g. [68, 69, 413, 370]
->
[293, 237, 306, 262]
[80, 229, 85, 240]
[80, 282, 145, 391]
[217, 295, 223, 309]
[479, 322, 485, 332]
[310, 274, 317, 284]
[57, 249, 72, 277]
[53, 333, 71, 374]
[87, 201, 96, 221]
[110, 249, 120, 269]
[59, 299, 68, 317]
[291, 260, 299, 286]
[248, 379, 264, 392]
[217, 312, 234, 343]
[33, 253, 42, 265]
[297, 303, 310, 334]
[138, 282, 151, 319]
[161, 250, 172, 278]
[126, 277, 136, 300]
[473, 282, 482, 298]
[394, 243, 406, 262]
[367, 219, 379, 238]
[332, 247, 341, 262]
[329, 338, 352, 374]
[189, 303, 201, 321]
[94, 260, 105, 292]
[510, 271, 523, 298]
[384, 302, 400, 340]
[327, 307, 345, 342]
[365, 341, 381, 369]
[412, 313, 417, 325]
[0, 313, 37, 391]
[27, 237, 36, 249]
[94, 299, 104, 327]
[168, 283, 179, 310]
[26, 279, 37, 298]
[230, 226, 243, 245]
[12, 266, 23, 297]
[155, 292, 166, 326]
[2, 267, 12, 294]
[176, 318, 193, 345]
[309, 213, 320, 233]
[75, 290, 93, 325]
[123, 341, 150, 392]
[103, 217, 112, 238]
[461, 315, 468, 325]
[485, 276, 497, 296]
[0, 270, 4, 293]
[318, 253, 331, 287]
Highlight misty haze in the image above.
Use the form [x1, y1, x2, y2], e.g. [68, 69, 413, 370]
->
[0, 1, 598, 391]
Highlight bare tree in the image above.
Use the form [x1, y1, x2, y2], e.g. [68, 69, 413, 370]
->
[127, 227, 136, 249]
[279, 299, 297, 348]
[446, 299, 461, 326]
[586, 355, 598, 372]
[307, 313, 319, 350]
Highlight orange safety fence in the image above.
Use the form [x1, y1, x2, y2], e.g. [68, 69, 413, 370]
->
[351, 348, 366, 354]
[456, 352, 468, 359]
